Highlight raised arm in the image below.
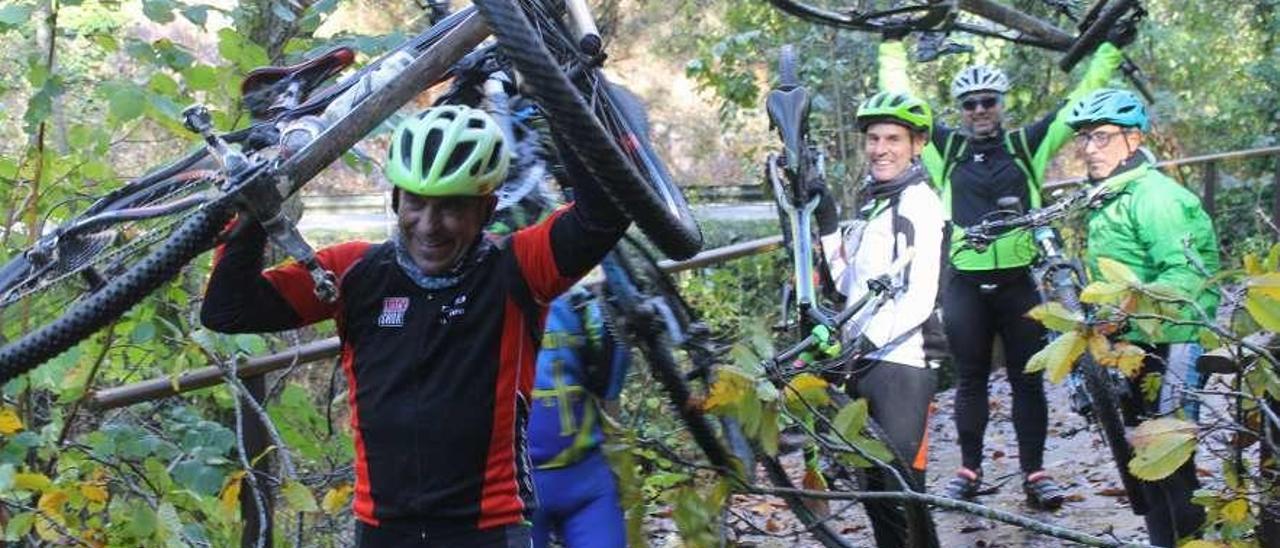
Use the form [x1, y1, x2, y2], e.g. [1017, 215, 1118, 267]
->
[201, 220, 368, 333]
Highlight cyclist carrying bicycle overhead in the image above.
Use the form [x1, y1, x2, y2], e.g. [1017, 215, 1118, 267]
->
[200, 104, 630, 546]
[879, 25, 1134, 507]
[823, 90, 944, 548]
[1065, 88, 1214, 547]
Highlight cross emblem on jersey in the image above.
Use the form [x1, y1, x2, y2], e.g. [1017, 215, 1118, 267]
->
[973, 152, 986, 163]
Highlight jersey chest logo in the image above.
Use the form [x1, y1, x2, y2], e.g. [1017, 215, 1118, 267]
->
[439, 294, 468, 325]
[378, 297, 410, 327]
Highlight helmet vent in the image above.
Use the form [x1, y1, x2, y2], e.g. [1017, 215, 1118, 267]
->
[486, 144, 504, 174]
[445, 141, 476, 176]
[421, 129, 444, 178]
[399, 132, 414, 166]
[468, 117, 487, 129]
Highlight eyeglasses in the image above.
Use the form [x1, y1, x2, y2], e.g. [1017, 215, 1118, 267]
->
[961, 96, 999, 111]
[1073, 129, 1130, 148]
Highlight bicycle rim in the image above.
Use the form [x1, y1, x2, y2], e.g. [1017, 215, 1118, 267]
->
[0, 175, 222, 374]
[474, 0, 703, 260]
[607, 240, 734, 469]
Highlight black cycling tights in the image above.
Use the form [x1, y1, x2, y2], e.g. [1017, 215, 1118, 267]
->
[944, 267, 1049, 474]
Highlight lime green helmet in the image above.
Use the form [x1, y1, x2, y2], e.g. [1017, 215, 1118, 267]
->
[856, 91, 933, 134]
[385, 105, 510, 197]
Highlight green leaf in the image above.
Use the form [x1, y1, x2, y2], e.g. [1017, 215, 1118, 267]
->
[1128, 418, 1197, 481]
[281, 480, 319, 512]
[148, 72, 179, 97]
[0, 157, 17, 179]
[1244, 292, 1280, 332]
[4, 512, 34, 540]
[141, 0, 175, 23]
[156, 502, 184, 546]
[131, 321, 156, 344]
[1026, 331, 1087, 384]
[80, 160, 113, 181]
[849, 433, 895, 465]
[1098, 257, 1141, 285]
[759, 405, 779, 457]
[103, 82, 146, 122]
[833, 398, 869, 441]
[1025, 302, 1085, 333]
[181, 65, 218, 92]
[217, 28, 269, 72]
[180, 5, 209, 27]
[0, 3, 33, 31]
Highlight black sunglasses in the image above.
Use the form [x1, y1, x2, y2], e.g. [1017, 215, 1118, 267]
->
[961, 96, 999, 111]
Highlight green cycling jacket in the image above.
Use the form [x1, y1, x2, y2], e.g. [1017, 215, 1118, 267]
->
[879, 40, 1124, 271]
[1085, 161, 1221, 344]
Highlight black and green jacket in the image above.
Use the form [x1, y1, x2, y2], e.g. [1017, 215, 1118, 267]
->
[878, 41, 1124, 271]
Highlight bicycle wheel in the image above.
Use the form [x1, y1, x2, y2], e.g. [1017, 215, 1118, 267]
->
[473, 0, 703, 260]
[0, 200, 232, 378]
[602, 237, 744, 470]
[0, 165, 219, 363]
[756, 389, 939, 548]
[1049, 273, 1146, 512]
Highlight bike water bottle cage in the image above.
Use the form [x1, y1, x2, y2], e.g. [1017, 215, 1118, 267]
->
[385, 105, 510, 197]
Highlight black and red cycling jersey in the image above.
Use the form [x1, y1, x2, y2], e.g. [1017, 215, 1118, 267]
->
[201, 197, 627, 536]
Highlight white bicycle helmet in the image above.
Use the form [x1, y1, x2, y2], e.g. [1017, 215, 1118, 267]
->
[950, 65, 1010, 99]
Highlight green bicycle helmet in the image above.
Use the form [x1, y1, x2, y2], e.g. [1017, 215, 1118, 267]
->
[856, 91, 933, 134]
[1064, 88, 1150, 132]
[385, 105, 510, 197]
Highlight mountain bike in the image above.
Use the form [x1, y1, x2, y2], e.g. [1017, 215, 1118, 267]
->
[753, 44, 940, 548]
[766, 0, 1154, 100]
[961, 184, 1149, 515]
[0, 0, 703, 375]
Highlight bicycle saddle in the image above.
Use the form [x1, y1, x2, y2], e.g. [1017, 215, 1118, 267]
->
[241, 46, 356, 120]
[765, 84, 811, 177]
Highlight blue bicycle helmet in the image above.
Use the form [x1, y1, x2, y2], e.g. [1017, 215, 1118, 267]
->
[1064, 88, 1150, 132]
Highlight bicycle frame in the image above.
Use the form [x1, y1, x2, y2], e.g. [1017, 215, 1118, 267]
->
[962, 189, 1149, 513]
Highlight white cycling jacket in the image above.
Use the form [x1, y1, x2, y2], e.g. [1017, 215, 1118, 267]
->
[822, 181, 945, 369]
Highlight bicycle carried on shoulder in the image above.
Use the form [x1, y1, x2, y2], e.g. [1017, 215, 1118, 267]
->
[961, 184, 1149, 515]
[0, 0, 703, 374]
[752, 43, 941, 548]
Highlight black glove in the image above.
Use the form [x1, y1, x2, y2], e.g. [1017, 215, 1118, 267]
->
[881, 25, 911, 42]
[1106, 16, 1140, 49]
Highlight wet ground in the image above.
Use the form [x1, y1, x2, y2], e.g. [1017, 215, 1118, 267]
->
[649, 369, 1184, 547]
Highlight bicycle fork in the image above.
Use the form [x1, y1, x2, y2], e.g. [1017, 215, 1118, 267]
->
[183, 105, 338, 303]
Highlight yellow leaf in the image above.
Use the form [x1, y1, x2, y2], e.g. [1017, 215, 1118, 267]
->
[1220, 498, 1250, 525]
[0, 407, 23, 435]
[1080, 282, 1129, 305]
[321, 483, 353, 515]
[219, 471, 245, 515]
[35, 489, 68, 541]
[800, 467, 829, 517]
[1026, 331, 1087, 384]
[1244, 292, 1280, 332]
[703, 369, 753, 414]
[14, 472, 51, 492]
[1025, 302, 1085, 333]
[1244, 253, 1264, 276]
[784, 373, 829, 414]
[1129, 418, 1197, 481]
[1098, 257, 1141, 285]
[1179, 541, 1228, 548]
[1089, 338, 1147, 378]
[79, 482, 108, 504]
[1248, 272, 1280, 301]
